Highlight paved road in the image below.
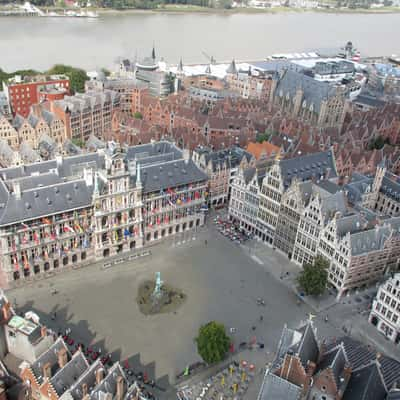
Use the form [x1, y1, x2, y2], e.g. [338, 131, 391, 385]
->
[7, 220, 324, 396]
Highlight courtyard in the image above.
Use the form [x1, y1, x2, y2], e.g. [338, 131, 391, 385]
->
[7, 220, 329, 398]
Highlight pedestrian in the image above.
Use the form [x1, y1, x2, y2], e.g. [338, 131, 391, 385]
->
[259, 315, 263, 322]
[205, 239, 207, 246]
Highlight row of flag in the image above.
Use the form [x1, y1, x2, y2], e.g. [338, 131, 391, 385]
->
[11, 235, 91, 271]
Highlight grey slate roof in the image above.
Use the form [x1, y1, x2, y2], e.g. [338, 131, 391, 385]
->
[63, 139, 83, 156]
[298, 181, 314, 204]
[50, 351, 89, 397]
[90, 363, 127, 400]
[275, 70, 339, 113]
[345, 174, 374, 204]
[19, 142, 40, 164]
[0, 140, 16, 167]
[335, 214, 366, 237]
[296, 322, 319, 367]
[12, 115, 25, 130]
[343, 362, 387, 400]
[349, 226, 391, 256]
[243, 167, 256, 185]
[279, 149, 337, 188]
[272, 324, 303, 370]
[86, 135, 106, 152]
[325, 336, 400, 389]
[13, 172, 62, 191]
[388, 389, 400, 400]
[0, 179, 93, 227]
[319, 191, 347, 221]
[31, 338, 70, 385]
[380, 174, 400, 202]
[139, 159, 207, 194]
[315, 179, 341, 194]
[354, 94, 386, 108]
[317, 344, 348, 387]
[126, 141, 181, 161]
[258, 371, 302, 400]
[205, 147, 253, 173]
[41, 109, 56, 126]
[27, 114, 40, 129]
[68, 360, 104, 400]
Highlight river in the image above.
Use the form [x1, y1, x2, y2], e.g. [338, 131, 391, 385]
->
[0, 11, 399, 71]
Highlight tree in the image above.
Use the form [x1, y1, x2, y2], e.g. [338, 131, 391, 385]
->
[71, 138, 85, 148]
[368, 135, 390, 150]
[195, 321, 230, 364]
[134, 111, 143, 119]
[101, 68, 111, 77]
[47, 64, 89, 94]
[297, 255, 329, 296]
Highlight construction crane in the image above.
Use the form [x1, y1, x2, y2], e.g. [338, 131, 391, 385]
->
[202, 51, 216, 65]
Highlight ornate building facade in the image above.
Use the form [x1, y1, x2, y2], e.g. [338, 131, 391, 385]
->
[369, 272, 400, 345]
[0, 141, 207, 288]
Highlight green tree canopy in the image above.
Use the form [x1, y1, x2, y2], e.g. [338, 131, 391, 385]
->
[368, 135, 390, 150]
[195, 321, 230, 364]
[134, 111, 143, 119]
[47, 64, 89, 94]
[297, 255, 329, 296]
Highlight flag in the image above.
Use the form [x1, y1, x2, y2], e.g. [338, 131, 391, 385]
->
[156, 218, 160, 225]
[63, 225, 75, 234]
[33, 232, 39, 244]
[21, 222, 29, 230]
[165, 215, 169, 224]
[13, 255, 19, 271]
[124, 228, 130, 238]
[183, 366, 189, 376]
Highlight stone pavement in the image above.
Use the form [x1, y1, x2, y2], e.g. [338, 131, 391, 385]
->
[7, 220, 315, 399]
[242, 238, 400, 361]
[176, 348, 273, 400]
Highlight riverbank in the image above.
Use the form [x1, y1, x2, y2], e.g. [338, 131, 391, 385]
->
[34, 4, 400, 15]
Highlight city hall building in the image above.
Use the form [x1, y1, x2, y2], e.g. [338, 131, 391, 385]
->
[0, 141, 207, 288]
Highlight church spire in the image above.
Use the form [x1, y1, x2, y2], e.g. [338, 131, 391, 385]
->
[152, 43, 156, 61]
[178, 57, 183, 73]
[226, 59, 237, 75]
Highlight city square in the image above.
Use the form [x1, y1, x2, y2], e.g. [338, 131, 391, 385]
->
[6, 219, 320, 397]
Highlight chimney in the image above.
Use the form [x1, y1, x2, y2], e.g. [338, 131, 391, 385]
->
[306, 361, 317, 377]
[2, 302, 11, 322]
[343, 365, 352, 382]
[57, 348, 68, 368]
[41, 326, 47, 338]
[43, 362, 52, 379]
[116, 376, 124, 400]
[183, 148, 190, 164]
[13, 181, 21, 200]
[81, 383, 88, 397]
[55, 155, 63, 168]
[95, 368, 104, 384]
